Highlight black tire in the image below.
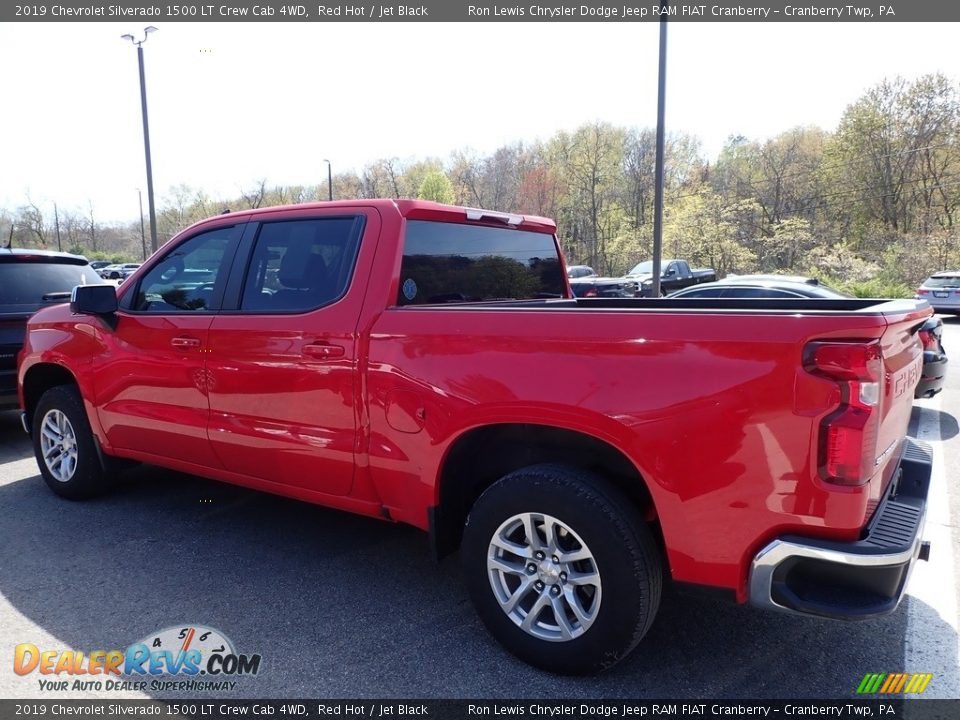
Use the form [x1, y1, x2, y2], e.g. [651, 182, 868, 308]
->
[462, 463, 662, 675]
[32, 385, 112, 500]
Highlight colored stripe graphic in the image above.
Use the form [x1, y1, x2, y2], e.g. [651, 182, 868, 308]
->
[879, 674, 897, 693]
[913, 674, 933, 694]
[857, 672, 932, 694]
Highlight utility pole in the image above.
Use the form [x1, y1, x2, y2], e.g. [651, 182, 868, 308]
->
[122, 27, 159, 253]
[138, 189, 147, 260]
[324, 159, 333, 201]
[651, 4, 669, 299]
[54, 203, 62, 252]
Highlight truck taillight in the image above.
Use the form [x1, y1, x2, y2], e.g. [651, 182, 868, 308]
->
[804, 341, 883, 486]
[917, 288, 929, 296]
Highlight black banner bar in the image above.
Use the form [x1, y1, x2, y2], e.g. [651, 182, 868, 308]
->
[3, 701, 960, 720]
[3, 1, 959, 24]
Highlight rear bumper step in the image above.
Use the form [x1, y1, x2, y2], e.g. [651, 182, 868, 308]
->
[748, 438, 932, 620]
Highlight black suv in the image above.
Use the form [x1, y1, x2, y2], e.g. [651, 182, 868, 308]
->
[0, 249, 106, 410]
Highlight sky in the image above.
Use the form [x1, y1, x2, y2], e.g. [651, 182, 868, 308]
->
[1, 21, 959, 223]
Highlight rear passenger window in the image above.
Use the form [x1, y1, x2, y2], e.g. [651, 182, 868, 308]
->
[398, 221, 565, 305]
[240, 217, 365, 313]
[133, 225, 242, 312]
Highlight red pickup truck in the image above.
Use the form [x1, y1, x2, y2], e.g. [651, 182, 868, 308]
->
[17, 200, 933, 674]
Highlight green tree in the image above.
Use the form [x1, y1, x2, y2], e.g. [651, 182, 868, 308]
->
[417, 170, 455, 204]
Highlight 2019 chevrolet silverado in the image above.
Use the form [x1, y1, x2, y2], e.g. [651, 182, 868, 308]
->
[17, 201, 933, 674]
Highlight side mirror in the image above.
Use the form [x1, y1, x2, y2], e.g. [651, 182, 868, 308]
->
[71, 284, 118, 315]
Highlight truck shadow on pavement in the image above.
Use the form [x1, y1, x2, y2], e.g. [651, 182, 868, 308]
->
[0, 411, 956, 699]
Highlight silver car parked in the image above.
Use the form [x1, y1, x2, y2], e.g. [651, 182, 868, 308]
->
[917, 271, 960, 314]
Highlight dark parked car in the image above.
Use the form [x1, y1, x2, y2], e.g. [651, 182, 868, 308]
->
[624, 259, 717, 297]
[0, 249, 106, 409]
[567, 265, 638, 298]
[670, 276, 947, 398]
[566, 265, 597, 279]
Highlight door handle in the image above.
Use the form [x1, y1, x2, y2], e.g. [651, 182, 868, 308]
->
[171, 336, 202, 349]
[303, 342, 345, 359]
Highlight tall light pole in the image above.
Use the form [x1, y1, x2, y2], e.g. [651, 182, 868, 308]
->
[121, 26, 159, 254]
[650, 4, 669, 299]
[137, 188, 147, 260]
[53, 203, 62, 252]
[324, 159, 333, 201]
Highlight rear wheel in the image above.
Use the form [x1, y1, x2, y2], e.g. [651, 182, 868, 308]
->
[462, 464, 662, 674]
[32, 385, 113, 500]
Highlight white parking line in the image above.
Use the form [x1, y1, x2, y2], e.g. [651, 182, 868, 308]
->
[905, 393, 960, 697]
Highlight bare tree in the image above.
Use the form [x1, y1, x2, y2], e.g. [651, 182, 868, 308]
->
[241, 179, 268, 209]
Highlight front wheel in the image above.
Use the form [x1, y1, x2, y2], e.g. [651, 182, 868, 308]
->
[462, 464, 662, 675]
[32, 385, 113, 500]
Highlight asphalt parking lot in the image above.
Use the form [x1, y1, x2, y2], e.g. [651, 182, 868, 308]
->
[1, 318, 958, 700]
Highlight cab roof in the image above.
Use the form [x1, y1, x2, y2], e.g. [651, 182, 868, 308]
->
[0, 247, 89, 265]
[210, 199, 557, 234]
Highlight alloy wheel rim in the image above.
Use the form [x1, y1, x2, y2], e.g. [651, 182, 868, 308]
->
[39, 410, 79, 483]
[486, 512, 602, 642]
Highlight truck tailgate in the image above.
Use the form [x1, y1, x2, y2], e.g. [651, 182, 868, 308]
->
[871, 304, 928, 508]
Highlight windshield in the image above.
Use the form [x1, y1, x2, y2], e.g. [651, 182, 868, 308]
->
[925, 275, 960, 288]
[628, 261, 653, 275]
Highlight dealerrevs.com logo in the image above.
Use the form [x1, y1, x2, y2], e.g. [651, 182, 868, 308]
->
[14, 625, 262, 693]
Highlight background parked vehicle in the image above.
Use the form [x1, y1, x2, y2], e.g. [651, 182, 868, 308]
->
[669, 276, 845, 300]
[566, 264, 638, 298]
[116, 263, 141, 279]
[671, 276, 948, 398]
[100, 263, 141, 280]
[566, 265, 597, 279]
[916, 317, 948, 398]
[0, 248, 106, 409]
[624, 259, 717, 297]
[98, 264, 120, 278]
[724, 273, 823, 286]
[917, 271, 960, 315]
[568, 278, 637, 298]
[88, 260, 111, 272]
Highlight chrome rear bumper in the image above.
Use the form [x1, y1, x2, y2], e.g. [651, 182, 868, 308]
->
[749, 438, 932, 620]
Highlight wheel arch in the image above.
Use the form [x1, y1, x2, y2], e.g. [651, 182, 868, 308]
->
[431, 422, 665, 564]
[21, 362, 80, 428]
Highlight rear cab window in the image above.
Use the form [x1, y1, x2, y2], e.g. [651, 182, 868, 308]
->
[0, 260, 103, 309]
[397, 220, 565, 305]
[924, 275, 960, 288]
